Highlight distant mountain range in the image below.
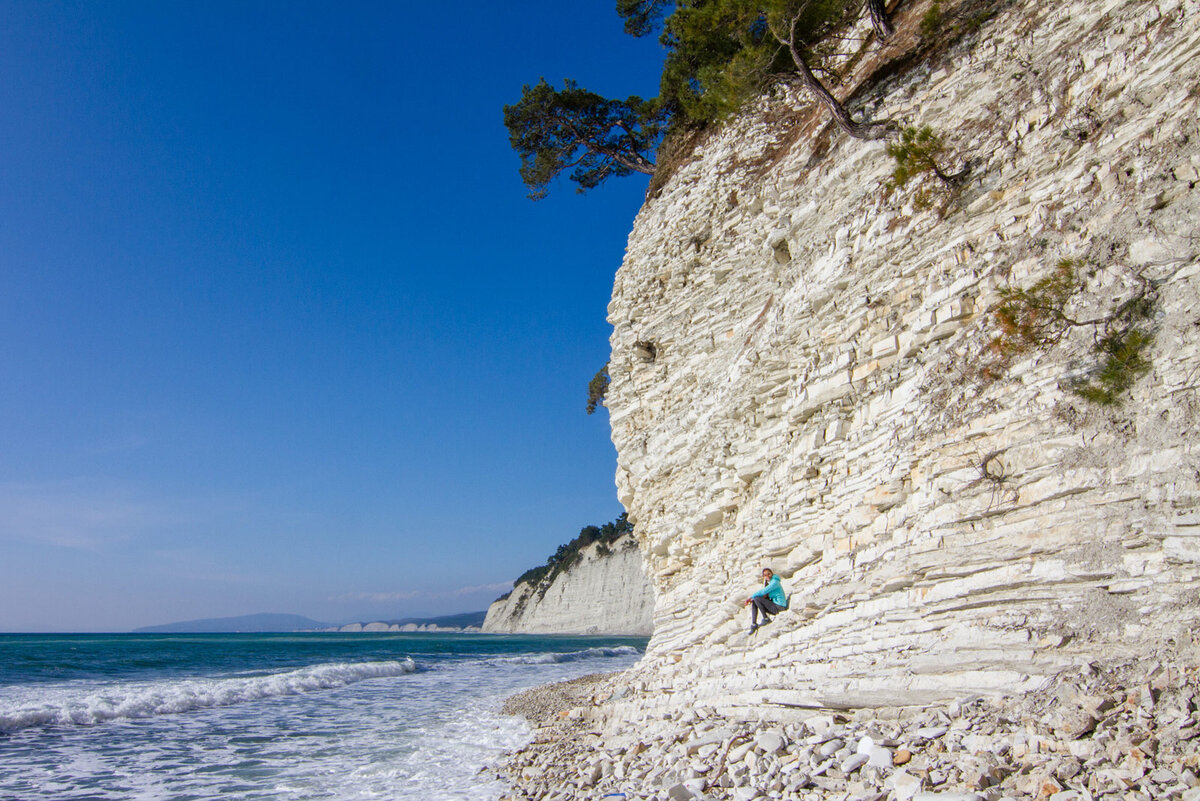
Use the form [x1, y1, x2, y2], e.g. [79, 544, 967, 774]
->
[133, 610, 489, 633]
[133, 613, 328, 633]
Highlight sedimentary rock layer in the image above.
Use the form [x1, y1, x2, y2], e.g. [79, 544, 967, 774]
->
[606, 0, 1200, 719]
[483, 536, 654, 634]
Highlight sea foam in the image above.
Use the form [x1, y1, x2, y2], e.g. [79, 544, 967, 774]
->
[491, 645, 641, 665]
[0, 658, 416, 734]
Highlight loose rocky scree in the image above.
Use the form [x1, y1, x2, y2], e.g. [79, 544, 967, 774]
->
[495, 661, 1200, 801]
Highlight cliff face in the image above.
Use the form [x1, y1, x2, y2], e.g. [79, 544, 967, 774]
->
[483, 536, 654, 634]
[606, 0, 1200, 719]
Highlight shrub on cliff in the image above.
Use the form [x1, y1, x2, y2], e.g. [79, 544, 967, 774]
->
[982, 258, 1157, 407]
[886, 125, 967, 189]
[507, 513, 635, 597]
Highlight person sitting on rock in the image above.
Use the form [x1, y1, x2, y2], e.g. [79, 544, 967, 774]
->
[744, 567, 787, 634]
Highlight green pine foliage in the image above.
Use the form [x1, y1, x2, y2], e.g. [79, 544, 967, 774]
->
[509, 513, 635, 594]
[887, 125, 943, 188]
[920, 0, 944, 39]
[586, 363, 611, 415]
[886, 124, 963, 189]
[509, 0, 890, 196]
[983, 259, 1156, 407]
[616, 0, 671, 37]
[649, 0, 857, 125]
[989, 258, 1081, 357]
[503, 79, 665, 199]
[1070, 296, 1155, 406]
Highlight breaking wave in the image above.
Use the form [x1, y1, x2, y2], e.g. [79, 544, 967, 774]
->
[0, 658, 416, 734]
[490, 645, 641, 665]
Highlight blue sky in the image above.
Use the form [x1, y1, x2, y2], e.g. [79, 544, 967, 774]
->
[0, 1, 665, 631]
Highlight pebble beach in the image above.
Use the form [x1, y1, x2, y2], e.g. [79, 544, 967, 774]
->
[497, 658, 1200, 801]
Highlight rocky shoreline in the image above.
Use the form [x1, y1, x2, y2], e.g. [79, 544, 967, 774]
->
[496, 659, 1199, 801]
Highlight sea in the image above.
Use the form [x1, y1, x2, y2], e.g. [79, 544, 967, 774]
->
[0, 632, 646, 800]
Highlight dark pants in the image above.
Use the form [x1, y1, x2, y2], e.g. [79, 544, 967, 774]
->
[750, 596, 784, 626]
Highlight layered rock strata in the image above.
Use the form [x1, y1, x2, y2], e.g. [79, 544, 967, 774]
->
[483, 535, 654, 634]
[604, 0, 1200, 720]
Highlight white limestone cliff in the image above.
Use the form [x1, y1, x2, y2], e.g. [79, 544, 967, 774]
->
[483, 536, 654, 634]
[320, 622, 481, 633]
[604, 0, 1200, 722]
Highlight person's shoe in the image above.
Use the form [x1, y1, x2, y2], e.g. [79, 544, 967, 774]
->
[760, 616, 773, 626]
[749, 624, 759, 635]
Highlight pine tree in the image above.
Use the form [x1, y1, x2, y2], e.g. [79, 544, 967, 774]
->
[503, 79, 665, 199]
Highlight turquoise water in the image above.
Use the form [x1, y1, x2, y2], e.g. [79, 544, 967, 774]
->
[0, 632, 646, 799]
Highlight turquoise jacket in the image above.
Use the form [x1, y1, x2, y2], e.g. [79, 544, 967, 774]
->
[751, 575, 786, 607]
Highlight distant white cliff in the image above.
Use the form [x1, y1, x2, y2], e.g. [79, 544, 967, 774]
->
[319, 622, 482, 633]
[315, 611, 486, 633]
[483, 535, 653, 635]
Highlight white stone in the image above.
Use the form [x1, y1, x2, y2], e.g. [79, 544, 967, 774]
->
[667, 782, 698, 800]
[824, 418, 849, 443]
[729, 741, 755, 763]
[891, 770, 923, 801]
[841, 753, 869, 773]
[754, 730, 786, 754]
[872, 335, 900, 359]
[865, 743, 894, 769]
[818, 738, 844, 757]
[1129, 237, 1172, 266]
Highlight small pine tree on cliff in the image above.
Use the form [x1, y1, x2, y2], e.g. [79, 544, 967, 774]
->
[586, 363, 610, 415]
